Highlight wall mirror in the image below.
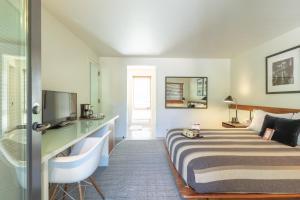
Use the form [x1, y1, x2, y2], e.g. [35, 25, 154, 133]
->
[165, 77, 208, 109]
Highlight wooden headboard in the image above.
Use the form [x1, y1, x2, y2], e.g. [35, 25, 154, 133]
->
[229, 104, 300, 114]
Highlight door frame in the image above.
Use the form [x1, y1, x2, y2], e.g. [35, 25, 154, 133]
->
[127, 66, 156, 138]
[89, 60, 101, 113]
[2, 55, 27, 133]
[28, 0, 42, 199]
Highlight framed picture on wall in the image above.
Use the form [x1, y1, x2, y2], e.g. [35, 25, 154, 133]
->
[266, 45, 300, 94]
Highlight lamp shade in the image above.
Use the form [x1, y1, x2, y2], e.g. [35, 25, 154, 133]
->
[224, 95, 234, 103]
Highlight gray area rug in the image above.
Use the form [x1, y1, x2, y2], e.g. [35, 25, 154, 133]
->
[85, 139, 183, 200]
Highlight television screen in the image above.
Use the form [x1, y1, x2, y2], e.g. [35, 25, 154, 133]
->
[42, 90, 77, 126]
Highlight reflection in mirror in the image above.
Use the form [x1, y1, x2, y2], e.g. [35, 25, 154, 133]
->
[165, 77, 208, 109]
[0, 0, 28, 198]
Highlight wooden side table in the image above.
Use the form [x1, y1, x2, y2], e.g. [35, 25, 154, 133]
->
[222, 122, 248, 128]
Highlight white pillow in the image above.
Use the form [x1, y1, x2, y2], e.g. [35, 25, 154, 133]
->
[248, 110, 293, 132]
[292, 112, 300, 119]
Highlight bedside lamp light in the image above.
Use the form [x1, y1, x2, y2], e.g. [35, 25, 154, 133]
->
[224, 95, 239, 123]
[224, 95, 234, 103]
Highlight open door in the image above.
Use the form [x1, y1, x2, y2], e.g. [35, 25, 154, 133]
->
[132, 76, 152, 125]
[127, 66, 156, 139]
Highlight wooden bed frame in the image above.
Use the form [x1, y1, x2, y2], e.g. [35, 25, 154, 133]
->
[165, 104, 300, 199]
[165, 144, 300, 200]
[228, 104, 300, 114]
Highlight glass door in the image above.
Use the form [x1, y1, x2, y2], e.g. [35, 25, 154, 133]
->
[127, 76, 153, 139]
[132, 76, 152, 124]
[0, 0, 41, 199]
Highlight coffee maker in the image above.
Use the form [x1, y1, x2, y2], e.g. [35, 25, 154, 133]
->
[80, 104, 93, 119]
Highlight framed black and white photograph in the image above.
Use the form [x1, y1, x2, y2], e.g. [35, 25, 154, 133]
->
[266, 45, 300, 94]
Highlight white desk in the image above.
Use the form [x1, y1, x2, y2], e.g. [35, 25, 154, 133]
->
[41, 115, 119, 200]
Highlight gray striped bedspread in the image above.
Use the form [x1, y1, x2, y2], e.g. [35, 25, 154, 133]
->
[166, 128, 300, 194]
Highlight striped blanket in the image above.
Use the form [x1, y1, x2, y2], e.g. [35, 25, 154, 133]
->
[166, 128, 300, 194]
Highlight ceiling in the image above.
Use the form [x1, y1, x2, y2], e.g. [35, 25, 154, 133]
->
[42, 0, 300, 58]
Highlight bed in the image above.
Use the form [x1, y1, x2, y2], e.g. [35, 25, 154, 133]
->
[165, 104, 300, 199]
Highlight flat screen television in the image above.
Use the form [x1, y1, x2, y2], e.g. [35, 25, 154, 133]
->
[42, 90, 77, 128]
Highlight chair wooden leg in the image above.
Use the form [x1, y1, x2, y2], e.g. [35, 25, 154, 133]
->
[62, 184, 68, 200]
[88, 176, 105, 200]
[78, 182, 84, 200]
[49, 184, 59, 200]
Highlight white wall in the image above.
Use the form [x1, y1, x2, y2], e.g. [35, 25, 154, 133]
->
[231, 26, 300, 121]
[100, 57, 231, 138]
[41, 7, 99, 112]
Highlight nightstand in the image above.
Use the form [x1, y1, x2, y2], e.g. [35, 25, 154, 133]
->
[222, 122, 248, 128]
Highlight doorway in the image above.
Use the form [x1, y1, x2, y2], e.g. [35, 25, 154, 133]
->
[127, 66, 156, 139]
[3, 56, 27, 132]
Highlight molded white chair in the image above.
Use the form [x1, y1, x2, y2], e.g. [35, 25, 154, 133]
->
[49, 136, 107, 200]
